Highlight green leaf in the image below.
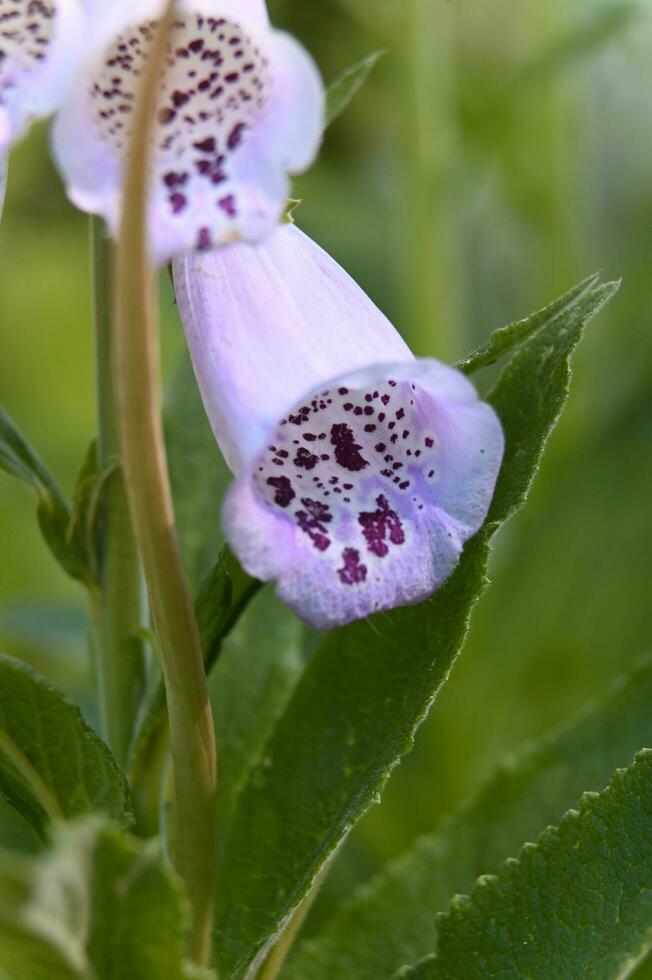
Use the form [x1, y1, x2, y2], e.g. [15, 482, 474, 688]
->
[212, 589, 307, 816]
[287, 653, 652, 980]
[0, 654, 131, 836]
[195, 548, 260, 676]
[66, 440, 118, 586]
[0, 407, 90, 584]
[212, 275, 619, 979]
[457, 272, 615, 375]
[0, 818, 216, 979]
[399, 749, 652, 979]
[326, 51, 384, 127]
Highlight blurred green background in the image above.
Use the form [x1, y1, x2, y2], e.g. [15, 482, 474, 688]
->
[1, 0, 651, 962]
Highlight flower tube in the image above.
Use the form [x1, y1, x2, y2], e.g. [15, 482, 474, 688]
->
[52, 0, 324, 264]
[173, 225, 504, 630]
[0, 0, 83, 211]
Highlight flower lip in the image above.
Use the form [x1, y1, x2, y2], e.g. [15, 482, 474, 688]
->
[223, 357, 504, 630]
[52, 0, 324, 263]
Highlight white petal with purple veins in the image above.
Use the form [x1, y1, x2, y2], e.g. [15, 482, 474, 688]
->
[52, 0, 324, 264]
[174, 225, 504, 630]
[0, 0, 84, 153]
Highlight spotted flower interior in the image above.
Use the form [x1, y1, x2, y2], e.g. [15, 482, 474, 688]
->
[93, 15, 268, 250]
[0, 0, 55, 87]
[252, 377, 463, 599]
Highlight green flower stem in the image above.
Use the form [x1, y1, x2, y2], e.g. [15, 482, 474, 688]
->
[113, 4, 216, 966]
[90, 216, 146, 770]
[399, 0, 461, 360]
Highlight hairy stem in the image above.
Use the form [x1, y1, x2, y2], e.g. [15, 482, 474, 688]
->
[91, 217, 147, 770]
[113, 4, 217, 966]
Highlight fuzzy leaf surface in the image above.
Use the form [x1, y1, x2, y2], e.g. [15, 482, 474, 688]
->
[0, 654, 131, 836]
[398, 749, 652, 979]
[0, 818, 214, 979]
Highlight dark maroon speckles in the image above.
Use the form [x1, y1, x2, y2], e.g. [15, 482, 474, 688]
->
[359, 495, 405, 558]
[197, 226, 211, 250]
[0, 0, 56, 90]
[266, 476, 294, 507]
[169, 192, 187, 213]
[227, 121, 246, 149]
[294, 447, 319, 470]
[296, 498, 332, 552]
[338, 548, 367, 585]
[218, 193, 237, 216]
[253, 377, 443, 586]
[89, 14, 269, 233]
[331, 423, 368, 472]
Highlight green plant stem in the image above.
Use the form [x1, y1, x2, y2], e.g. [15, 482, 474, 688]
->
[256, 865, 328, 980]
[90, 217, 146, 770]
[399, 0, 460, 360]
[113, 4, 216, 967]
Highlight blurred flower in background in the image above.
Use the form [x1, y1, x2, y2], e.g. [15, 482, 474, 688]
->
[52, 0, 324, 261]
[1, 0, 651, 970]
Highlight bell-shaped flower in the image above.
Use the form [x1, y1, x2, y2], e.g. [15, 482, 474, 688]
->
[174, 226, 505, 630]
[0, 0, 84, 211]
[52, 0, 324, 264]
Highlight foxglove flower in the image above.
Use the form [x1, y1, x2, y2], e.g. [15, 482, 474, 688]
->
[0, 0, 83, 211]
[52, 0, 324, 264]
[174, 226, 504, 630]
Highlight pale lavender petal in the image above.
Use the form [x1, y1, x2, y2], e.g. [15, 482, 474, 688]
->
[174, 225, 504, 629]
[52, 0, 324, 264]
[0, 0, 84, 153]
[173, 225, 413, 473]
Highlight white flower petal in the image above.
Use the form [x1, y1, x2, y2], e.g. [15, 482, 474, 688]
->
[52, 1, 323, 263]
[0, 0, 84, 150]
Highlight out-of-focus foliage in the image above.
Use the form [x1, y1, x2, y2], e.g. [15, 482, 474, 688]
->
[1, 0, 651, 973]
[0, 818, 215, 979]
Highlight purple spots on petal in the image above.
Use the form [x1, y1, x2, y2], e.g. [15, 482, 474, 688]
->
[266, 476, 294, 507]
[218, 194, 237, 217]
[331, 423, 368, 472]
[227, 121, 246, 150]
[169, 192, 187, 213]
[359, 495, 405, 558]
[338, 548, 367, 585]
[296, 498, 332, 551]
[294, 447, 319, 470]
[197, 226, 211, 250]
[89, 13, 269, 251]
[253, 377, 446, 593]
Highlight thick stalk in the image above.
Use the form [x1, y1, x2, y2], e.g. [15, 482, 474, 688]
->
[113, 5, 217, 966]
[399, 0, 461, 360]
[91, 217, 146, 769]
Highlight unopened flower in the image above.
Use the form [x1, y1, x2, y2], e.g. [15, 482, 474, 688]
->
[0, 0, 83, 210]
[174, 226, 504, 630]
[52, 0, 324, 264]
